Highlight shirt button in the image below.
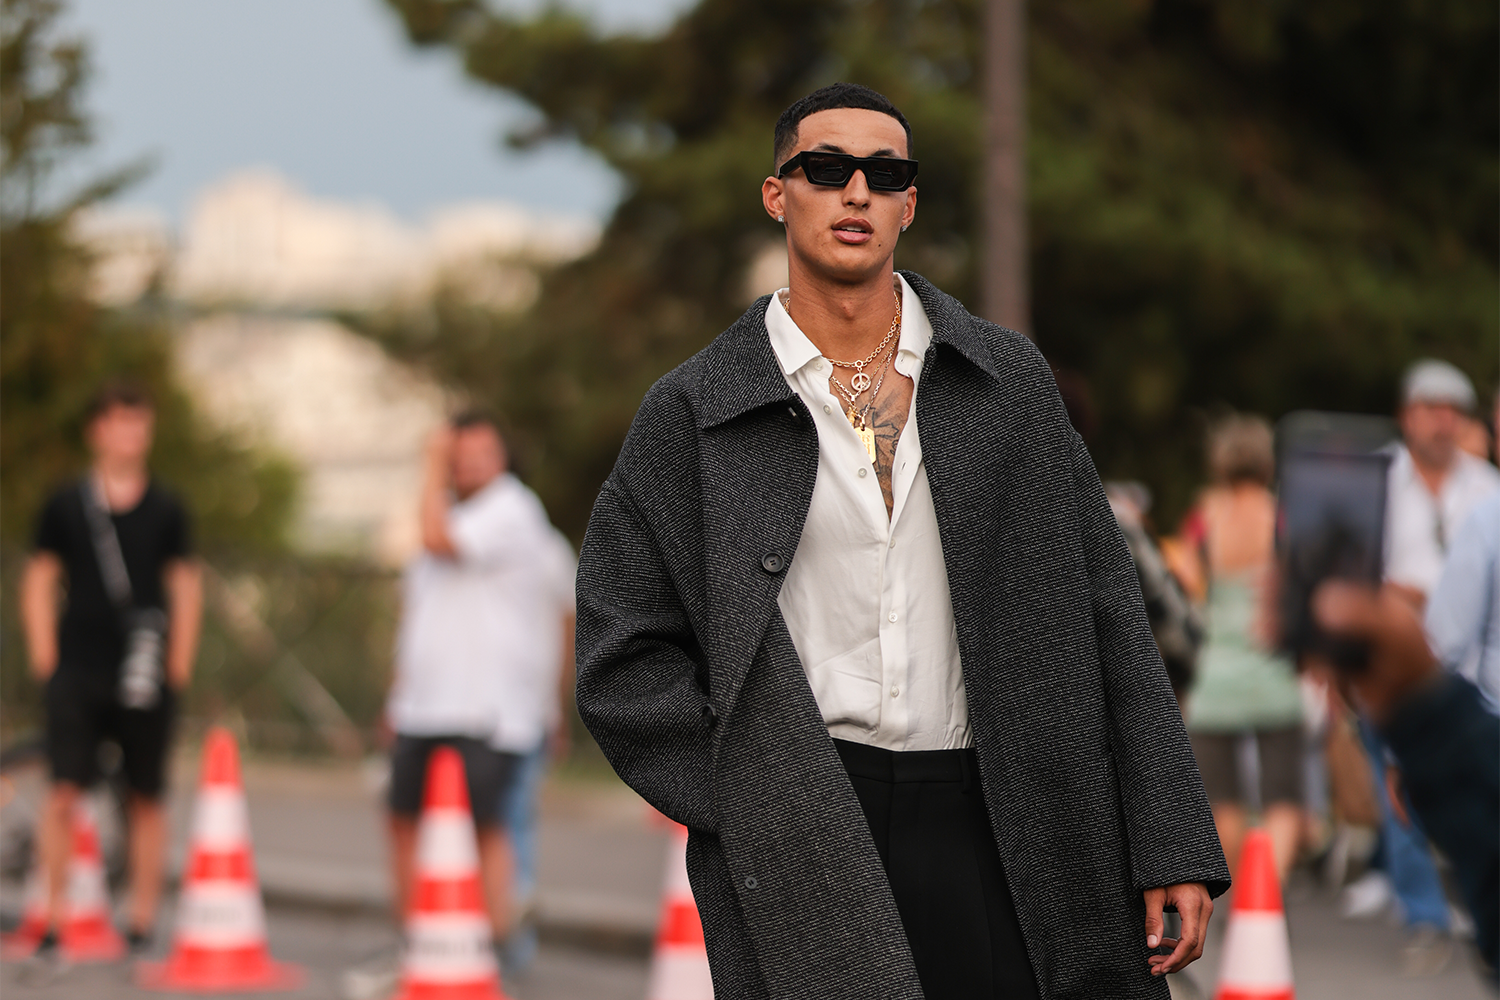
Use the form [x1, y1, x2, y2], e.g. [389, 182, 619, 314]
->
[813, 360, 824, 371]
[888, 612, 898, 623]
[890, 686, 900, 698]
[823, 404, 832, 414]
[858, 468, 868, 478]
[888, 537, 896, 548]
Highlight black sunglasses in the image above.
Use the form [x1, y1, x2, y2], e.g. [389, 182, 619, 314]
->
[777, 151, 919, 192]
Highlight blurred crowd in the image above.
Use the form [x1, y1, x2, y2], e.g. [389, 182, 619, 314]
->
[1104, 357, 1498, 983]
[11, 354, 1497, 990]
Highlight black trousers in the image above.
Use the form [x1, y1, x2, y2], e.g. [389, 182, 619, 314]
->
[835, 739, 1040, 1000]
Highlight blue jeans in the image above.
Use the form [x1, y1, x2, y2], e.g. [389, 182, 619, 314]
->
[500, 740, 548, 969]
[1359, 721, 1450, 930]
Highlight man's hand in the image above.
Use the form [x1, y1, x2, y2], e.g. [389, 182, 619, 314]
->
[420, 424, 459, 557]
[1144, 882, 1212, 976]
[424, 426, 455, 476]
[1311, 581, 1441, 725]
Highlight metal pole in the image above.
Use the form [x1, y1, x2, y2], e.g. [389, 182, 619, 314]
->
[983, 0, 1029, 336]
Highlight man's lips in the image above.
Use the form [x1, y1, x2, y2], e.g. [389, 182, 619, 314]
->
[832, 218, 874, 244]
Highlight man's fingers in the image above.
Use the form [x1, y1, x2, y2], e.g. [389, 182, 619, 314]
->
[1153, 886, 1211, 975]
[1177, 888, 1204, 960]
[1142, 888, 1165, 949]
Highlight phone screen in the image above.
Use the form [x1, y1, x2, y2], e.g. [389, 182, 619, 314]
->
[1275, 413, 1394, 669]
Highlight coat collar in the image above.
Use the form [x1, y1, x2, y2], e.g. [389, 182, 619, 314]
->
[697, 270, 1006, 430]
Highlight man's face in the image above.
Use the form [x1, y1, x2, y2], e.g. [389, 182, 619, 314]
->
[1399, 401, 1463, 472]
[762, 108, 917, 285]
[450, 425, 505, 499]
[87, 404, 155, 466]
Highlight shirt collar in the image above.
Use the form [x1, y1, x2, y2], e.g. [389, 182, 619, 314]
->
[764, 273, 934, 379]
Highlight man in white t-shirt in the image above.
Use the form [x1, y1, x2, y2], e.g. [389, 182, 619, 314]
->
[384, 411, 569, 948]
[1385, 360, 1500, 602]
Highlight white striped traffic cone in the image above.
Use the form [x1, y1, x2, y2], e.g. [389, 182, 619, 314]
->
[646, 823, 713, 1000]
[0, 799, 123, 961]
[393, 745, 509, 1000]
[1215, 828, 1294, 1000]
[136, 726, 302, 991]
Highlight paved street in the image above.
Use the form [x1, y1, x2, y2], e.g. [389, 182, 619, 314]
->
[1, 752, 1492, 999]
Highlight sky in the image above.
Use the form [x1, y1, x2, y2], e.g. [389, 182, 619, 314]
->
[62, 0, 692, 224]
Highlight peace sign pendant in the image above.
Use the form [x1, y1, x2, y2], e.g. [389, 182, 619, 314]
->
[850, 370, 872, 393]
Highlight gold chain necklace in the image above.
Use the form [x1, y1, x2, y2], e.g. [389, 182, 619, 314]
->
[788, 279, 902, 394]
[830, 339, 896, 461]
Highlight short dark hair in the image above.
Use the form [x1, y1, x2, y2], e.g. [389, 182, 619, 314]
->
[450, 408, 501, 435]
[773, 83, 912, 170]
[86, 378, 154, 422]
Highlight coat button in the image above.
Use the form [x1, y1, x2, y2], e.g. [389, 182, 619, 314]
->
[744, 876, 758, 890]
[761, 553, 785, 573]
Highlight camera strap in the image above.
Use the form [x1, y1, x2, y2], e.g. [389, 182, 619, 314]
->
[79, 477, 135, 613]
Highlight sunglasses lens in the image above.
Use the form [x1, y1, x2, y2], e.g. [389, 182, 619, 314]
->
[866, 164, 901, 189]
[804, 155, 852, 186]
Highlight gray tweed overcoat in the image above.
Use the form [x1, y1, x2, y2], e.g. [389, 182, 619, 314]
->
[575, 272, 1230, 1000]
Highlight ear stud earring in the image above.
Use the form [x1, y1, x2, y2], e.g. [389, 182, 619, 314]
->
[777, 215, 784, 223]
[901, 223, 909, 232]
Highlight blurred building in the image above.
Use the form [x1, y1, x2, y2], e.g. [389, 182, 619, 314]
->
[77, 170, 600, 565]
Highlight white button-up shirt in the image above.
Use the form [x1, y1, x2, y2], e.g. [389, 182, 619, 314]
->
[766, 275, 970, 751]
[1384, 446, 1500, 596]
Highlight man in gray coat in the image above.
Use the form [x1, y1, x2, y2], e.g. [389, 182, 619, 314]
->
[575, 83, 1229, 999]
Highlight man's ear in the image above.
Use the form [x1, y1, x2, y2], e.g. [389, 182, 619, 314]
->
[762, 176, 786, 223]
[901, 187, 918, 230]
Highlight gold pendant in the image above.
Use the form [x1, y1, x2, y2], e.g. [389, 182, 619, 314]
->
[858, 424, 876, 462]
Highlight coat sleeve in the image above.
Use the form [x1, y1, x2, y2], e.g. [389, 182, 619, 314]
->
[1068, 433, 1231, 898]
[575, 476, 718, 832]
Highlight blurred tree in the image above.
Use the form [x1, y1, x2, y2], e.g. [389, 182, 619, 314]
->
[374, 0, 1494, 534]
[1, 0, 298, 731]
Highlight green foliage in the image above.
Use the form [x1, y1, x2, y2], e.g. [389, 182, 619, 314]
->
[379, 0, 1495, 533]
[0, 0, 297, 553]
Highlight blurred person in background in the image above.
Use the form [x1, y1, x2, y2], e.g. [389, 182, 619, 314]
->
[1177, 415, 1305, 886]
[1105, 481, 1204, 706]
[1058, 369, 1204, 706]
[19, 380, 202, 969]
[1455, 411, 1492, 463]
[1342, 359, 1499, 971]
[575, 83, 1227, 999]
[1425, 391, 1500, 707]
[381, 411, 551, 970]
[1385, 360, 1500, 606]
[492, 520, 576, 976]
[1313, 582, 1498, 985]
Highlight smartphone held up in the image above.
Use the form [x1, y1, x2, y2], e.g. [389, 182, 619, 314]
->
[1274, 412, 1395, 672]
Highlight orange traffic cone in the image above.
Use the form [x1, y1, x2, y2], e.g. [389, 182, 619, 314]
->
[646, 823, 713, 1000]
[1215, 828, 1294, 1000]
[136, 727, 302, 992]
[1, 866, 49, 958]
[0, 799, 124, 961]
[58, 800, 124, 960]
[392, 745, 509, 1000]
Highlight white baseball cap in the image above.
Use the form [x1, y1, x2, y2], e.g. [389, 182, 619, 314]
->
[1401, 359, 1477, 412]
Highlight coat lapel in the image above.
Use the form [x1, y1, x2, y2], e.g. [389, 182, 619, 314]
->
[695, 300, 820, 725]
